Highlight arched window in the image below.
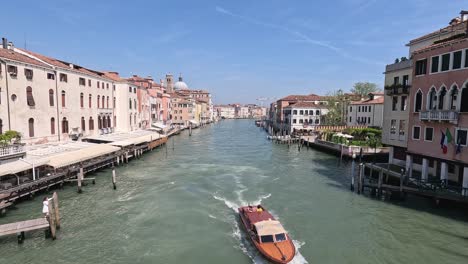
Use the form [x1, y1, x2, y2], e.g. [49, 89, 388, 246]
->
[98, 116, 102, 129]
[89, 94, 92, 108]
[114, 116, 116, 127]
[438, 87, 446, 110]
[134, 114, 137, 124]
[50, 117, 55, 135]
[26, 86, 35, 106]
[107, 116, 111, 128]
[428, 88, 437, 110]
[28, 118, 34, 137]
[461, 87, 468, 112]
[106, 96, 109, 108]
[415, 90, 423, 112]
[62, 117, 69, 134]
[129, 99, 132, 109]
[315, 119, 319, 124]
[450, 86, 459, 110]
[102, 96, 105, 109]
[89, 117, 94, 130]
[49, 89, 54, 106]
[97, 95, 100, 108]
[113, 97, 116, 109]
[0, 119, 2, 134]
[134, 99, 137, 109]
[61, 90, 66, 108]
[81, 117, 85, 131]
[315, 110, 320, 115]
[129, 115, 132, 126]
[80, 93, 84, 108]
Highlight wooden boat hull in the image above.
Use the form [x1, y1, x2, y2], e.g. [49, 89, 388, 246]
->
[238, 206, 296, 264]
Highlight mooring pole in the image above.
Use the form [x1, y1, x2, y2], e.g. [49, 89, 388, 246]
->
[112, 164, 117, 190]
[350, 153, 356, 191]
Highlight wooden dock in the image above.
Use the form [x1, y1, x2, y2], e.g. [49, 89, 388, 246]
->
[0, 192, 60, 243]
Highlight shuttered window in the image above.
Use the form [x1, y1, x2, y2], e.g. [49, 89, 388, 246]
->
[89, 117, 94, 130]
[62, 118, 69, 134]
[80, 93, 84, 108]
[49, 89, 54, 106]
[26, 86, 35, 106]
[24, 69, 33, 80]
[89, 94, 92, 108]
[28, 118, 34, 137]
[50, 118, 55, 135]
[81, 117, 86, 131]
[61, 91, 66, 107]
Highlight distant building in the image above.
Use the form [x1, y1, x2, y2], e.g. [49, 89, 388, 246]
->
[284, 102, 328, 134]
[347, 93, 384, 128]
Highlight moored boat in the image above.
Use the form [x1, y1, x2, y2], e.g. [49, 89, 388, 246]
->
[238, 205, 295, 264]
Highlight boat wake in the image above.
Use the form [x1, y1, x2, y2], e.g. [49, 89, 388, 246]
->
[212, 194, 308, 264]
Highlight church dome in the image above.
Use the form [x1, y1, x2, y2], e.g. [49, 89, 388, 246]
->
[174, 74, 188, 90]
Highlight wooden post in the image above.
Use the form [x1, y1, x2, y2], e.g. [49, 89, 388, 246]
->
[126, 152, 129, 163]
[350, 154, 356, 192]
[400, 168, 405, 200]
[134, 149, 137, 159]
[112, 166, 117, 190]
[47, 197, 57, 240]
[77, 167, 83, 193]
[358, 163, 364, 194]
[116, 156, 120, 166]
[52, 192, 60, 229]
[378, 168, 383, 197]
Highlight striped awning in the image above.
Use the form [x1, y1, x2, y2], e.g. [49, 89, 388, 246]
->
[0, 158, 50, 178]
[46, 144, 120, 168]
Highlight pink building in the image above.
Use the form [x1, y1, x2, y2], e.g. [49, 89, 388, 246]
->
[407, 23, 468, 194]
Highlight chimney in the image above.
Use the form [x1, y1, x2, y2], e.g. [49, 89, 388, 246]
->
[463, 10, 468, 35]
[2, 38, 7, 49]
[7, 41, 14, 50]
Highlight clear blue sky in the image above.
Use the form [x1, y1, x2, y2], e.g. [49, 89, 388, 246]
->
[2, 0, 466, 104]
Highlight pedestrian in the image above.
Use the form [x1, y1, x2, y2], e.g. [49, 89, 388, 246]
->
[42, 197, 49, 218]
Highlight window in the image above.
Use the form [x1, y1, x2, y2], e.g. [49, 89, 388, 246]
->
[23, 69, 33, 80]
[390, 120, 396, 134]
[461, 88, 468, 112]
[293, 119, 296, 124]
[456, 129, 468, 146]
[415, 90, 422, 112]
[79, 78, 85, 86]
[349, 106, 352, 112]
[349, 116, 352, 122]
[134, 99, 137, 109]
[428, 88, 437, 110]
[106, 83, 109, 89]
[0, 119, 2, 134]
[80, 93, 84, 108]
[61, 90, 66, 107]
[453, 51, 462, 69]
[392, 97, 398, 111]
[102, 96, 105, 108]
[59, 73, 67, 82]
[97, 82, 100, 88]
[450, 87, 458, 110]
[129, 99, 132, 109]
[7, 65, 17, 76]
[393, 76, 400, 85]
[50, 118, 55, 135]
[28, 118, 34, 137]
[413, 126, 420, 140]
[97, 95, 101, 108]
[299, 110, 303, 115]
[106, 96, 109, 108]
[401, 96, 407, 111]
[403, 75, 409, 86]
[431, 56, 439, 73]
[399, 120, 406, 136]
[88, 79, 91, 87]
[315, 119, 319, 124]
[358, 106, 361, 112]
[441, 53, 450, 71]
[113, 97, 116, 108]
[425, 127, 434, 141]
[47, 73, 55, 80]
[26, 86, 35, 106]
[261, 235, 274, 243]
[316, 110, 319, 115]
[89, 117, 94, 130]
[98, 117, 102, 129]
[62, 118, 69, 133]
[368, 117, 371, 124]
[275, 233, 286, 242]
[81, 117, 85, 131]
[304, 110, 308, 115]
[415, 59, 427, 75]
[134, 88, 136, 93]
[129, 87, 132, 93]
[438, 87, 446, 110]
[465, 49, 468, 68]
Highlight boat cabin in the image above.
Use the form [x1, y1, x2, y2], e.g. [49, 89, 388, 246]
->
[254, 220, 288, 243]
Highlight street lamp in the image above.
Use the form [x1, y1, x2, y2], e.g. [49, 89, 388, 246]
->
[19, 158, 36, 181]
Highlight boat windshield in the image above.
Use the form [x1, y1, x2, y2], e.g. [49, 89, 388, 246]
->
[260, 235, 274, 243]
[275, 233, 287, 242]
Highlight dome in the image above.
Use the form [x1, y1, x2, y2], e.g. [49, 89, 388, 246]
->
[174, 81, 188, 90]
[174, 74, 189, 90]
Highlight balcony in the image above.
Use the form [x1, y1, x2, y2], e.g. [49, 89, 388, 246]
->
[385, 84, 411, 95]
[98, 108, 113, 115]
[419, 110, 459, 123]
[0, 144, 26, 161]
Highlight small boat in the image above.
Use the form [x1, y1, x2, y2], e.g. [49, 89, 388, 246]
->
[238, 205, 295, 264]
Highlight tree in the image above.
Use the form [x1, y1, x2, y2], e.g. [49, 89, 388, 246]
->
[323, 90, 346, 126]
[351, 82, 379, 97]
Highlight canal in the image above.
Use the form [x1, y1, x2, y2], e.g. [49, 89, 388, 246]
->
[1, 119, 468, 264]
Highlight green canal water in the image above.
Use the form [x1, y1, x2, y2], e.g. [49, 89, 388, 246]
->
[1, 120, 468, 264]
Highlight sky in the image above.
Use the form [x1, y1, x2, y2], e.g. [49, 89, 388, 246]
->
[1, 0, 466, 104]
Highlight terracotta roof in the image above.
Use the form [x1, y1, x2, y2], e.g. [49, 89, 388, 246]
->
[0, 48, 51, 68]
[408, 20, 468, 45]
[279, 94, 323, 101]
[102, 71, 125, 82]
[350, 97, 384, 105]
[413, 36, 468, 55]
[284, 102, 326, 109]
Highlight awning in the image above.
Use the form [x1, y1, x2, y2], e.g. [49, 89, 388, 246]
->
[151, 123, 167, 129]
[254, 220, 286, 236]
[189, 120, 199, 125]
[46, 144, 120, 168]
[110, 132, 161, 147]
[0, 158, 50, 178]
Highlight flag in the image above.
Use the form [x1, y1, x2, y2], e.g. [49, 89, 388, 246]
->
[440, 130, 448, 154]
[445, 128, 453, 144]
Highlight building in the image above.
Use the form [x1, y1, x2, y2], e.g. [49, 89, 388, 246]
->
[0, 39, 116, 144]
[214, 105, 236, 119]
[284, 102, 328, 134]
[406, 16, 468, 193]
[347, 93, 384, 127]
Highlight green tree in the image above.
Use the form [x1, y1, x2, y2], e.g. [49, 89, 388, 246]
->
[323, 90, 346, 126]
[351, 82, 379, 97]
